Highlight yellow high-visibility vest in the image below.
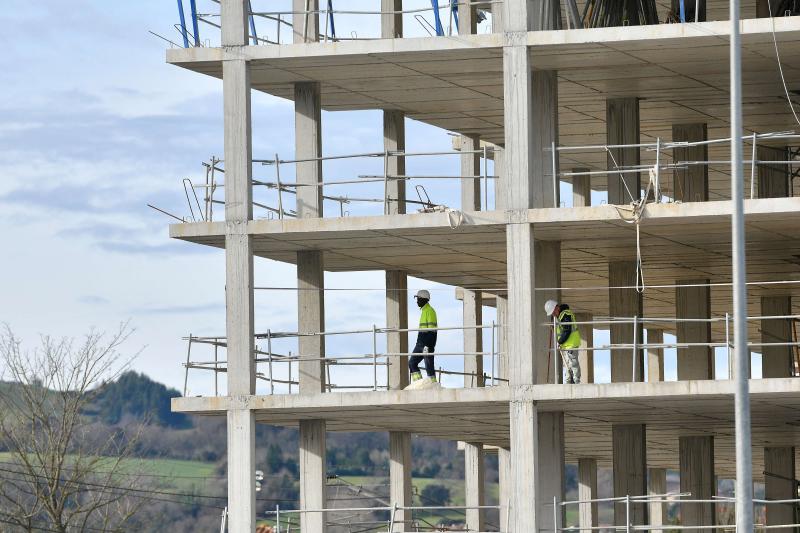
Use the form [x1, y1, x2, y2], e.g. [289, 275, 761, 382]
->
[557, 309, 582, 349]
[419, 303, 438, 329]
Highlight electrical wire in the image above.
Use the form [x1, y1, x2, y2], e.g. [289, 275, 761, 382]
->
[767, 0, 800, 126]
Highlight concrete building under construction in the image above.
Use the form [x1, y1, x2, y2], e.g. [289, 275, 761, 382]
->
[165, 0, 800, 531]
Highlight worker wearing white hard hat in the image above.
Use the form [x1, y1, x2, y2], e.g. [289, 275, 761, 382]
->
[405, 290, 440, 390]
[545, 300, 582, 384]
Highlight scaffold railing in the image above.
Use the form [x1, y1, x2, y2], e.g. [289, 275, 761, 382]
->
[181, 322, 504, 397]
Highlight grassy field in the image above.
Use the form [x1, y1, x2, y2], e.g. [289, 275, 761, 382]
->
[0, 453, 219, 493]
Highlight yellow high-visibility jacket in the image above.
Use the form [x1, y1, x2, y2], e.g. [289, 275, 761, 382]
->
[557, 308, 582, 349]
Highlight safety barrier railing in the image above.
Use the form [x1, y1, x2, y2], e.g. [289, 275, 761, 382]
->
[545, 313, 800, 384]
[265, 501, 504, 533]
[550, 131, 800, 208]
[152, 148, 498, 223]
[170, 1, 499, 49]
[555, 492, 800, 531]
[181, 323, 504, 397]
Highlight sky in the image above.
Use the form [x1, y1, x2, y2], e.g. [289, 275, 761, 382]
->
[0, 1, 750, 395]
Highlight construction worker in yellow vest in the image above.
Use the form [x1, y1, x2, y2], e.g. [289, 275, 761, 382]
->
[545, 299, 582, 384]
[405, 290, 441, 390]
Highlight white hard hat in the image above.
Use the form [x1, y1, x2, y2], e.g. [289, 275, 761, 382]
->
[544, 299, 558, 316]
[415, 289, 431, 300]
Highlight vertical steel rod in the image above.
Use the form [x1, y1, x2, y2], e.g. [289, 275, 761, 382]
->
[267, 329, 274, 394]
[552, 316, 559, 384]
[483, 145, 489, 211]
[276, 505, 280, 533]
[552, 140, 558, 207]
[214, 342, 219, 396]
[632, 316, 639, 382]
[288, 352, 293, 394]
[625, 495, 631, 533]
[491, 320, 496, 386]
[730, 0, 754, 530]
[184, 334, 192, 396]
[553, 495, 558, 533]
[726, 312, 732, 380]
[275, 153, 284, 219]
[373, 324, 378, 391]
[655, 137, 661, 201]
[749, 132, 757, 199]
[383, 150, 389, 215]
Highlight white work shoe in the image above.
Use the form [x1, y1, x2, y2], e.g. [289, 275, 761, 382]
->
[417, 378, 441, 390]
[404, 378, 425, 390]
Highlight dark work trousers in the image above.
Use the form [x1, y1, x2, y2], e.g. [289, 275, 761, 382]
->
[409, 330, 437, 377]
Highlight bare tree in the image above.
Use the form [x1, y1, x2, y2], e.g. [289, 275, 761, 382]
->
[0, 324, 149, 532]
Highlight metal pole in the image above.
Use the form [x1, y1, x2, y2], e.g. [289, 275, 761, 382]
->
[220, 506, 227, 533]
[483, 145, 489, 211]
[383, 150, 389, 215]
[388, 502, 397, 532]
[655, 137, 661, 201]
[553, 495, 558, 533]
[276, 505, 281, 533]
[695, 0, 700, 21]
[553, 316, 559, 383]
[726, 312, 732, 380]
[184, 334, 192, 396]
[632, 316, 639, 382]
[214, 342, 219, 396]
[275, 153, 284, 219]
[749, 132, 757, 199]
[268, 329, 274, 394]
[730, 0, 754, 530]
[552, 140, 558, 207]
[491, 320, 496, 386]
[288, 351, 293, 394]
[625, 495, 631, 533]
[373, 324, 378, 391]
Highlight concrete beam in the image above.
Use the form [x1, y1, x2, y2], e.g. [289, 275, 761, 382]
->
[389, 431, 412, 531]
[606, 98, 641, 205]
[578, 458, 598, 530]
[575, 313, 594, 383]
[386, 271, 409, 390]
[299, 419, 326, 532]
[384, 110, 406, 215]
[298, 250, 326, 393]
[764, 446, 796, 528]
[648, 468, 667, 529]
[761, 296, 794, 378]
[295, 82, 323, 218]
[572, 168, 591, 207]
[613, 424, 648, 527]
[672, 123, 709, 202]
[758, 146, 790, 198]
[647, 329, 665, 382]
[463, 289, 485, 387]
[461, 135, 482, 212]
[464, 442, 486, 530]
[293, 0, 319, 43]
[676, 280, 713, 380]
[381, 0, 403, 39]
[609, 261, 644, 382]
[679, 436, 716, 530]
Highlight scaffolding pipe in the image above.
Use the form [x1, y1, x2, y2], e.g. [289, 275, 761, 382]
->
[730, 0, 754, 530]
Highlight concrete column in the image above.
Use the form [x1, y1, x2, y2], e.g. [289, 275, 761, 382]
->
[647, 329, 665, 382]
[575, 312, 594, 383]
[381, 0, 403, 38]
[299, 419, 326, 533]
[295, 82, 323, 218]
[648, 468, 667, 529]
[503, 2, 561, 530]
[458, 0, 478, 34]
[386, 271, 409, 389]
[384, 110, 406, 214]
[497, 294, 509, 383]
[221, 3, 256, 528]
[498, 447, 511, 531]
[764, 447, 797, 528]
[613, 424, 648, 527]
[606, 98, 641, 205]
[609, 261, 644, 382]
[572, 168, 591, 207]
[758, 146, 790, 198]
[761, 296, 794, 378]
[679, 436, 716, 530]
[492, 0, 504, 33]
[578, 458, 598, 530]
[298, 250, 326, 393]
[539, 412, 566, 532]
[672, 123, 709, 202]
[465, 442, 486, 530]
[389, 432, 412, 531]
[293, 0, 319, 42]
[676, 280, 713, 380]
[461, 135, 482, 211]
[494, 148, 506, 211]
[463, 290, 484, 387]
